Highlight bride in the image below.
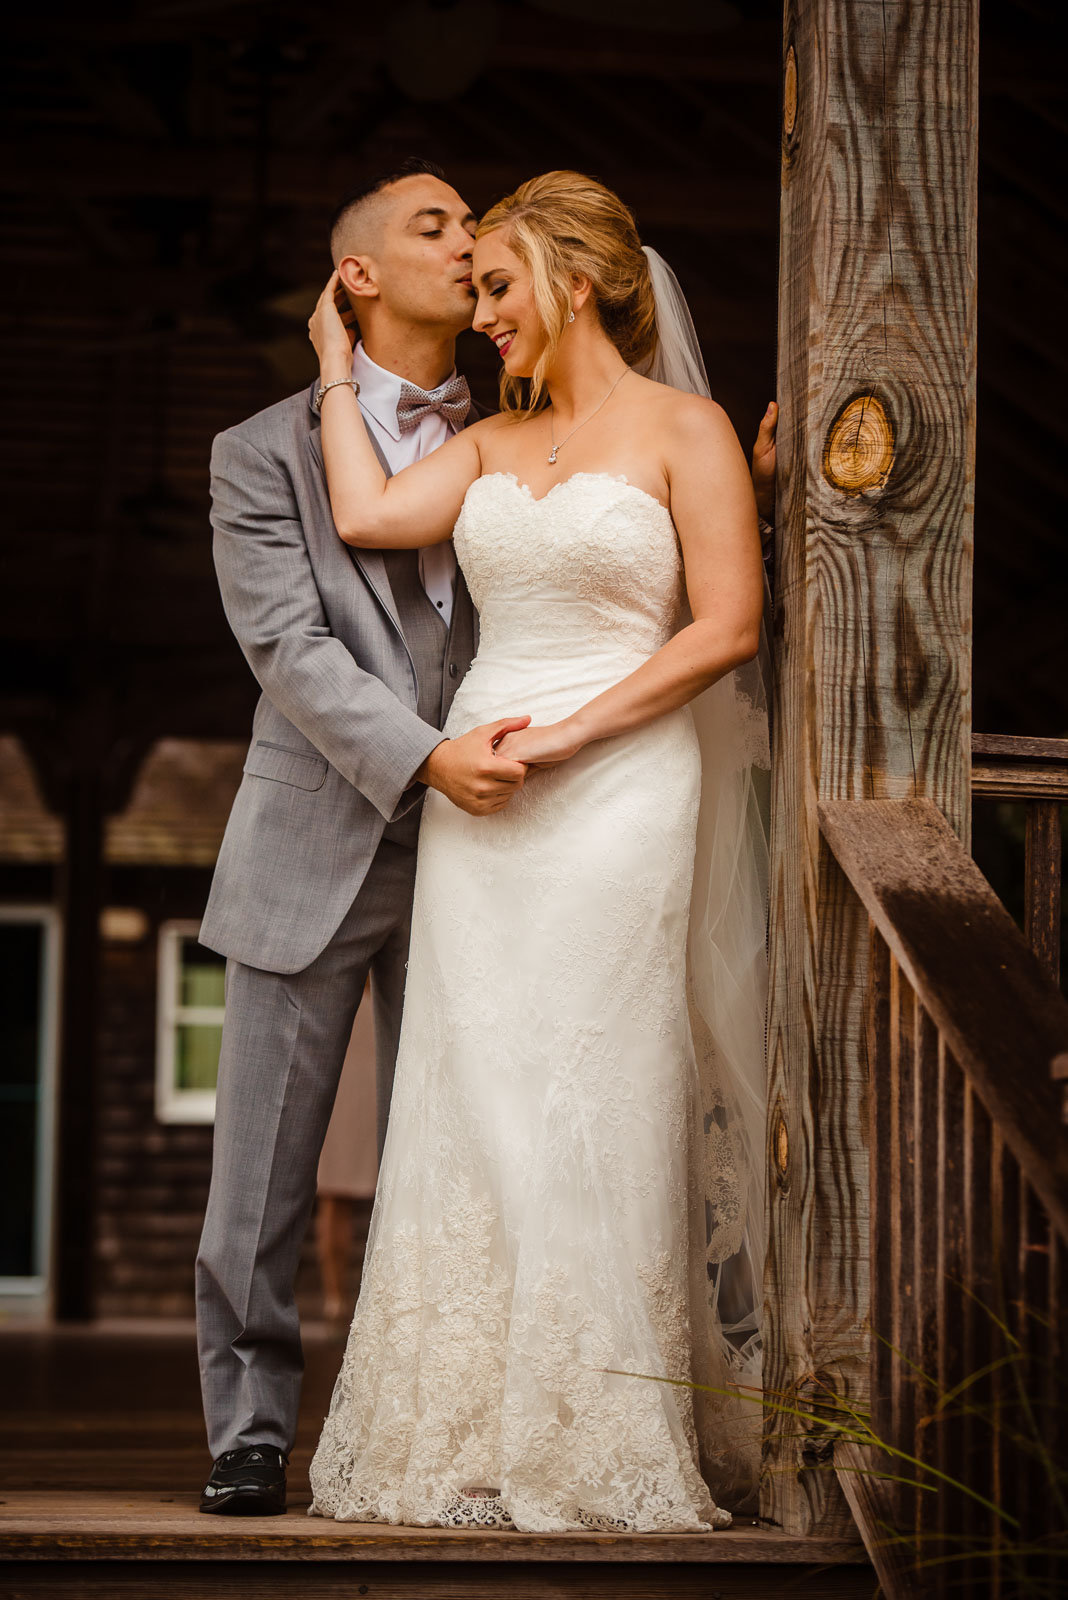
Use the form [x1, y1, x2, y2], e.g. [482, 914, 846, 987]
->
[306, 170, 770, 1534]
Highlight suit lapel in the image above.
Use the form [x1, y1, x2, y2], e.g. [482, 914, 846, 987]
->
[305, 373, 483, 651]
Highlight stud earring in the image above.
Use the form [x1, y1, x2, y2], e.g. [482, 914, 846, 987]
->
[568, 309, 575, 324]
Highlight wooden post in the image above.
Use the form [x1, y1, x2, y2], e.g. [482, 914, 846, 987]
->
[764, 0, 978, 1534]
[47, 701, 150, 1321]
[54, 760, 106, 1321]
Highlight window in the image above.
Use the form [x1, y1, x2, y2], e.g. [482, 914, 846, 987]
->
[0, 906, 59, 1297]
[156, 921, 226, 1124]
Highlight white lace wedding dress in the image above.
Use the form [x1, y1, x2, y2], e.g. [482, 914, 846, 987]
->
[308, 470, 762, 1533]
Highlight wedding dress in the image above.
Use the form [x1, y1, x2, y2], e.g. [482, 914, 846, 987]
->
[308, 467, 769, 1533]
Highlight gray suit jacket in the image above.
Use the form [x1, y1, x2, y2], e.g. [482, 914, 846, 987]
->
[199, 381, 477, 974]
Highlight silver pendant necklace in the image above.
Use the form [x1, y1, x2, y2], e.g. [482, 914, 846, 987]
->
[548, 367, 631, 465]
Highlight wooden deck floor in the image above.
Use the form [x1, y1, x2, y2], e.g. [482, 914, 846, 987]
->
[0, 1322, 872, 1597]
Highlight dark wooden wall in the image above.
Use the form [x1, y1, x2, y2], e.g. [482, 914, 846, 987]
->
[94, 868, 336, 1318]
[94, 872, 213, 1318]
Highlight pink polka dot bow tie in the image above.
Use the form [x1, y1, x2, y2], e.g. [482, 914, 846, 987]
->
[396, 375, 472, 434]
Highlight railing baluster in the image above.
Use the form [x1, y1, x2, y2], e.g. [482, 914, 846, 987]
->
[891, 955, 918, 1533]
[937, 1039, 967, 1599]
[912, 1003, 940, 1564]
[868, 926, 894, 1452]
[1024, 801, 1062, 986]
[1049, 1228, 1065, 1592]
[963, 1080, 995, 1592]
[1019, 1176, 1056, 1589]
[989, 1129, 1018, 1597]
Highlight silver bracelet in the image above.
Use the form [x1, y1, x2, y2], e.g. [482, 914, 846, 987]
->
[315, 378, 360, 411]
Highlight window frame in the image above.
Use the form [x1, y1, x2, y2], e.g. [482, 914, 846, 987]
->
[155, 919, 225, 1125]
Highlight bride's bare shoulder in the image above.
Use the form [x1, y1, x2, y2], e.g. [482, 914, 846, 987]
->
[629, 374, 737, 447]
[468, 407, 542, 465]
[465, 409, 523, 448]
[464, 410, 513, 439]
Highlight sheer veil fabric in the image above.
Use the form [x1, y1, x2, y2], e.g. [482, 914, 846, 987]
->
[640, 246, 771, 1493]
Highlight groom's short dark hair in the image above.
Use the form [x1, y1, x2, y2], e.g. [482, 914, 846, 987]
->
[330, 158, 447, 258]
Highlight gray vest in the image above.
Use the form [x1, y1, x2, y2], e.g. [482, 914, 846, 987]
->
[380, 547, 450, 848]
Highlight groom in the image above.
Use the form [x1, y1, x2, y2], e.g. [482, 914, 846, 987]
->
[195, 158, 530, 1516]
[195, 156, 780, 1517]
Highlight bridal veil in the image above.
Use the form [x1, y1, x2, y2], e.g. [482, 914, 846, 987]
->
[641, 246, 771, 1492]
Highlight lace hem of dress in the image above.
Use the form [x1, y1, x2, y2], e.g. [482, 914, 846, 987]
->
[308, 1489, 733, 1533]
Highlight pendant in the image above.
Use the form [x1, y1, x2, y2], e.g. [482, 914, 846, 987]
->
[548, 447, 558, 465]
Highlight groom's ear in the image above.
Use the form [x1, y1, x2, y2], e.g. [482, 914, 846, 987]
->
[338, 253, 379, 310]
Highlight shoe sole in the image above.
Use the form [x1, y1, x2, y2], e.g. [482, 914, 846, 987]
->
[199, 1491, 287, 1516]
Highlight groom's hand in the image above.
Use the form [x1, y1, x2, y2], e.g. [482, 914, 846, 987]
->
[417, 717, 531, 816]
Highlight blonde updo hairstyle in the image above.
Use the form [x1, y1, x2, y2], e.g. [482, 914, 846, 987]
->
[476, 170, 658, 417]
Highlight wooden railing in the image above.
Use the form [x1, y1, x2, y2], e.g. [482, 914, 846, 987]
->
[819, 797, 1068, 1599]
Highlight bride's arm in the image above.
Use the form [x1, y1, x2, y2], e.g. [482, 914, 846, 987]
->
[496, 397, 764, 766]
[309, 271, 485, 548]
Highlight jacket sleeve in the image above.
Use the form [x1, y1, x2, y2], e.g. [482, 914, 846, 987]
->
[210, 428, 445, 822]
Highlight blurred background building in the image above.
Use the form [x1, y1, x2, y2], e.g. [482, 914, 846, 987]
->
[0, 0, 1063, 1324]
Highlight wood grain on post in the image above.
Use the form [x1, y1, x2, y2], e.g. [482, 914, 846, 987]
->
[763, 0, 978, 1534]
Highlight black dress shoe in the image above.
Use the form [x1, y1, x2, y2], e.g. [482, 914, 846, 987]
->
[199, 1444, 288, 1515]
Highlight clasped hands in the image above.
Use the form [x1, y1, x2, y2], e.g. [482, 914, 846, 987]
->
[416, 715, 583, 818]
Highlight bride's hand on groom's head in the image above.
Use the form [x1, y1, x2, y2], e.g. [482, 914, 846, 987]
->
[332, 276, 358, 349]
[309, 269, 357, 380]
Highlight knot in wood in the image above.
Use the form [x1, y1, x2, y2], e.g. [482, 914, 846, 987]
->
[783, 46, 797, 137]
[773, 1109, 789, 1179]
[823, 395, 894, 496]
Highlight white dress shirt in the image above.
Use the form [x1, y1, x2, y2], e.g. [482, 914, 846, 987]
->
[350, 341, 459, 626]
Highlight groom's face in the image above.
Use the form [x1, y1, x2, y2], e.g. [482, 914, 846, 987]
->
[344, 175, 478, 336]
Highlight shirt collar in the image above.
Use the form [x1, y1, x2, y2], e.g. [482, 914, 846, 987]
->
[351, 341, 460, 443]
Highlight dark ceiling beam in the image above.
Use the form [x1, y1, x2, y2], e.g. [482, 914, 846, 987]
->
[979, 481, 1064, 567]
[11, 13, 782, 83]
[669, 77, 781, 165]
[572, 74, 705, 175]
[501, 72, 630, 178]
[61, 51, 172, 141]
[500, 41, 777, 84]
[267, 54, 381, 146]
[975, 405, 1066, 506]
[981, 293, 1065, 368]
[979, 102, 1068, 225]
[982, 192, 1068, 270]
[446, 96, 535, 167]
[11, 12, 1061, 92]
[9, 140, 774, 229]
[978, 343, 1063, 441]
[1017, 95, 1068, 139]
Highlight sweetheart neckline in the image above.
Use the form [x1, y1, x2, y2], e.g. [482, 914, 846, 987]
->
[475, 470, 672, 519]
